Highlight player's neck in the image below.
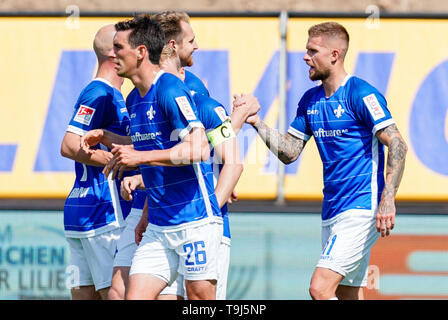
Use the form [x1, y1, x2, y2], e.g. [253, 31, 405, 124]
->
[322, 69, 348, 98]
[95, 62, 123, 91]
[132, 63, 161, 98]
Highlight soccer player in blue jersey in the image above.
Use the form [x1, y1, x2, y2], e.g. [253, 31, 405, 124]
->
[234, 22, 408, 300]
[108, 15, 224, 300]
[60, 24, 134, 300]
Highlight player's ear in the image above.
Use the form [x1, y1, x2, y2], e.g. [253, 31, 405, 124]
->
[168, 39, 177, 50]
[136, 45, 147, 61]
[331, 49, 340, 64]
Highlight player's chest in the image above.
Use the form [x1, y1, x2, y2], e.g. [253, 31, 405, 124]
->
[306, 99, 356, 131]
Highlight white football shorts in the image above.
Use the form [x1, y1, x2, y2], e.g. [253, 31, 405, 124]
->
[129, 220, 222, 286]
[114, 208, 184, 296]
[316, 210, 380, 287]
[66, 227, 123, 291]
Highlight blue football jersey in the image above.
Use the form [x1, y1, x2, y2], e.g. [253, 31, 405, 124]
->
[185, 70, 210, 97]
[193, 92, 231, 241]
[131, 188, 147, 210]
[126, 71, 222, 231]
[288, 75, 395, 221]
[64, 78, 133, 238]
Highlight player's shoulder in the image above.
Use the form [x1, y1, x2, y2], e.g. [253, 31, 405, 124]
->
[194, 93, 228, 121]
[300, 85, 322, 106]
[84, 79, 115, 96]
[346, 76, 382, 97]
[158, 71, 185, 88]
[193, 92, 221, 109]
[185, 71, 210, 97]
[157, 72, 190, 97]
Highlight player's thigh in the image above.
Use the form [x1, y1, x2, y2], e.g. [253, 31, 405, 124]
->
[126, 273, 168, 300]
[158, 273, 185, 299]
[309, 266, 344, 298]
[336, 285, 364, 300]
[109, 266, 131, 300]
[185, 279, 217, 300]
[128, 230, 178, 298]
[71, 285, 101, 300]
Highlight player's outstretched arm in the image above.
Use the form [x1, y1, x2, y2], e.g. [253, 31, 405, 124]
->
[249, 114, 307, 165]
[213, 135, 244, 208]
[61, 131, 113, 167]
[80, 128, 132, 154]
[375, 124, 408, 237]
[102, 127, 211, 178]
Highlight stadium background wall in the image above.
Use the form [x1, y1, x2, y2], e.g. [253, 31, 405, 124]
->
[1, 13, 448, 200]
[0, 12, 447, 300]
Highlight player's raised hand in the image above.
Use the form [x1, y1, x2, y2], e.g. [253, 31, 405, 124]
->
[80, 129, 104, 154]
[375, 197, 396, 237]
[241, 94, 261, 117]
[120, 176, 137, 201]
[232, 94, 245, 112]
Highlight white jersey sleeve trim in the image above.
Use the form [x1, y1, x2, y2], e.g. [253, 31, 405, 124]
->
[287, 126, 311, 141]
[67, 125, 87, 136]
[372, 118, 395, 135]
[178, 121, 205, 141]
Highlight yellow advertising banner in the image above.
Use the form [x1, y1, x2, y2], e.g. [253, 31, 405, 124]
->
[0, 16, 447, 201]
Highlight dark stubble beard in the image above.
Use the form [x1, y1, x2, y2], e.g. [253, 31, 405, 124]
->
[309, 68, 330, 82]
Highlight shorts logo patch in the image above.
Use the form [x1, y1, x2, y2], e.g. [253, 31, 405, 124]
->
[74, 105, 95, 126]
[363, 93, 385, 121]
[175, 96, 196, 121]
[214, 106, 229, 122]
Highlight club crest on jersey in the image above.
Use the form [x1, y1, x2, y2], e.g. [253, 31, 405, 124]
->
[175, 96, 197, 121]
[147, 105, 156, 121]
[334, 105, 345, 118]
[74, 105, 95, 126]
[363, 93, 385, 120]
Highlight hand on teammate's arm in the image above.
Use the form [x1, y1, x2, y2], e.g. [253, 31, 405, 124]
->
[103, 127, 211, 178]
[80, 129, 132, 154]
[135, 198, 149, 246]
[61, 132, 113, 167]
[375, 124, 408, 237]
[230, 94, 261, 134]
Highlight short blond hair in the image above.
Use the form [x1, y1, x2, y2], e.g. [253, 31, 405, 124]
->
[308, 22, 349, 59]
[152, 11, 190, 44]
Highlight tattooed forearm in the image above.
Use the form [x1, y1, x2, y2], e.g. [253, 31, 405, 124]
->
[377, 124, 408, 199]
[253, 120, 306, 164]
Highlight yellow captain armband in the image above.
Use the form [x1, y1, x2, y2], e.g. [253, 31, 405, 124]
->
[206, 120, 236, 147]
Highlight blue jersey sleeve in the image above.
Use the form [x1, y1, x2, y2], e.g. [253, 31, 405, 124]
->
[194, 94, 229, 130]
[157, 74, 204, 140]
[185, 70, 210, 97]
[287, 89, 314, 141]
[67, 83, 112, 136]
[350, 78, 395, 135]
